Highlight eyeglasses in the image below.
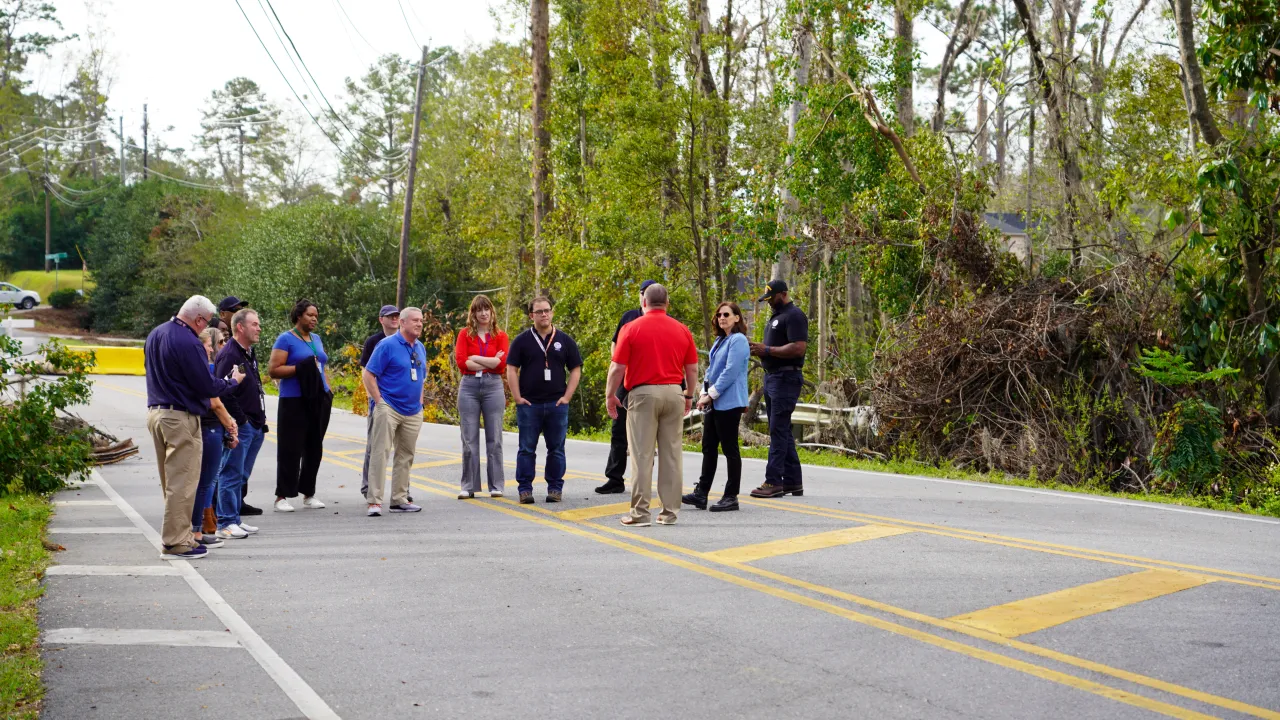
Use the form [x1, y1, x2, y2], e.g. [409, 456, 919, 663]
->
[716, 312, 735, 318]
[531, 308, 552, 315]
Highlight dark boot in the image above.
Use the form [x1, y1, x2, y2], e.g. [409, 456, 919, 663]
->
[783, 486, 803, 497]
[595, 479, 626, 494]
[749, 483, 785, 498]
[709, 495, 739, 512]
[681, 491, 708, 510]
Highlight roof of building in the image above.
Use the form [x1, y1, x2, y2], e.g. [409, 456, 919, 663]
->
[982, 212, 1040, 235]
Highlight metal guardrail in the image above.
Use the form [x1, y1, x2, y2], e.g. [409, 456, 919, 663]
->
[683, 403, 873, 434]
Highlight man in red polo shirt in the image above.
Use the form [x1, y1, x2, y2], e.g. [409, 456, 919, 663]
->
[606, 283, 699, 526]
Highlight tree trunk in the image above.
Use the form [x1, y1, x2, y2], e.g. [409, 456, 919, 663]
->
[773, 24, 811, 284]
[894, 0, 914, 136]
[1170, 0, 1222, 146]
[931, 0, 977, 133]
[531, 0, 553, 294]
[976, 78, 989, 165]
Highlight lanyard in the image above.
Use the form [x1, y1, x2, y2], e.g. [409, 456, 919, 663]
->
[401, 338, 420, 369]
[477, 332, 490, 358]
[532, 328, 556, 369]
[292, 329, 318, 359]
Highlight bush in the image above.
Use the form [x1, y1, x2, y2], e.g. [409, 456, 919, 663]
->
[47, 288, 81, 309]
[0, 337, 95, 495]
[1150, 399, 1223, 492]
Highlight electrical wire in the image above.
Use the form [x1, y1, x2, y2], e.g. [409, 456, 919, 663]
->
[143, 165, 236, 192]
[395, 0, 422, 47]
[260, 0, 410, 163]
[331, 0, 379, 53]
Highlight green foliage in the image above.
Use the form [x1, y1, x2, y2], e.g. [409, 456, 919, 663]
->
[0, 337, 94, 495]
[47, 287, 81, 309]
[1150, 399, 1223, 491]
[1134, 347, 1239, 387]
[0, 494, 52, 719]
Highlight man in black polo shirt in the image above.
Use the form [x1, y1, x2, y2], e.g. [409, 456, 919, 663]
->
[749, 280, 808, 498]
[597, 279, 657, 494]
[506, 296, 583, 504]
[359, 305, 400, 497]
[213, 307, 267, 537]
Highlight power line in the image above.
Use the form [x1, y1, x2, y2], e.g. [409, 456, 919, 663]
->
[260, 0, 409, 162]
[395, 0, 422, 47]
[331, 0, 379, 53]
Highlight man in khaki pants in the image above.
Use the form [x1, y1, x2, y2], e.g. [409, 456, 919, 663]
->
[606, 284, 699, 526]
[362, 306, 428, 516]
[145, 295, 245, 560]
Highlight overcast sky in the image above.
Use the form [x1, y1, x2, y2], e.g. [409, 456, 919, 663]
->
[27, 0, 509, 179]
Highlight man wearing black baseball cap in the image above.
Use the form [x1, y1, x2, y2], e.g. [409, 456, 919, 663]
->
[217, 296, 248, 332]
[597, 279, 659, 494]
[748, 279, 808, 498]
[359, 305, 401, 497]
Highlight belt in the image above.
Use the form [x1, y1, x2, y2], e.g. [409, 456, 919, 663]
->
[148, 404, 184, 411]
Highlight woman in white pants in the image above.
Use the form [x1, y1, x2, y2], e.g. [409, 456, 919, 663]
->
[454, 295, 509, 499]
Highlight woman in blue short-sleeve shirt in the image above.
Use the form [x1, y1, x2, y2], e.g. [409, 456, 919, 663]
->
[266, 299, 332, 512]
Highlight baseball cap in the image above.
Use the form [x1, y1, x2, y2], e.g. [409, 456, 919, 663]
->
[640, 279, 658, 292]
[757, 280, 788, 302]
[379, 305, 400, 317]
[218, 296, 248, 312]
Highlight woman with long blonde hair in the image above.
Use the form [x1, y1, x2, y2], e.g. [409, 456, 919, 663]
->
[454, 294, 510, 498]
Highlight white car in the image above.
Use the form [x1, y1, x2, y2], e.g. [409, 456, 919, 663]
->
[0, 282, 40, 309]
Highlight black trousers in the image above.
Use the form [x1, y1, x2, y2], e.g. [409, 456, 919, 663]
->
[764, 370, 803, 489]
[603, 387, 629, 482]
[696, 407, 744, 497]
[275, 395, 332, 499]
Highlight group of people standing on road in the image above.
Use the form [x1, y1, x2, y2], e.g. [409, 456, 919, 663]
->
[143, 278, 809, 558]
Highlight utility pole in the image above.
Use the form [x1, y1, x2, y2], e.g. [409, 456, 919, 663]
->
[119, 116, 125, 184]
[396, 45, 428, 309]
[1025, 97, 1035, 275]
[43, 141, 51, 272]
[142, 103, 149, 181]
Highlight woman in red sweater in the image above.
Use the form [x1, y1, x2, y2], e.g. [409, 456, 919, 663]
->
[454, 294, 510, 498]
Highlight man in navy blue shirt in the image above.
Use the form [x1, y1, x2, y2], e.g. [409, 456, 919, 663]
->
[362, 306, 427, 517]
[597, 279, 657, 494]
[145, 295, 244, 560]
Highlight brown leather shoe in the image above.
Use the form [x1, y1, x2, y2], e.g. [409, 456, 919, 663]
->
[749, 483, 785, 498]
[519, 492, 535, 504]
[202, 507, 217, 534]
[545, 491, 563, 503]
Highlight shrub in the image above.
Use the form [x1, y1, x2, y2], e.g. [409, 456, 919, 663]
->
[1150, 399, 1223, 492]
[48, 288, 81, 309]
[0, 337, 95, 495]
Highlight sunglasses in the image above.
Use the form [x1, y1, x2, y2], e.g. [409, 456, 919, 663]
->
[716, 312, 735, 318]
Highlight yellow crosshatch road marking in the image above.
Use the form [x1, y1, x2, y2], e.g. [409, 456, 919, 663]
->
[949, 569, 1214, 638]
[411, 459, 463, 469]
[704, 524, 913, 564]
[300, 439, 1280, 720]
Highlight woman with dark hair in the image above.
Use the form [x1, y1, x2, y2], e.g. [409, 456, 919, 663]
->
[454, 294, 509, 499]
[267, 298, 332, 512]
[191, 327, 238, 547]
[683, 301, 750, 512]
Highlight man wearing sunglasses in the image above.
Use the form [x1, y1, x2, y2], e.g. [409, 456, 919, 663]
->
[145, 295, 246, 560]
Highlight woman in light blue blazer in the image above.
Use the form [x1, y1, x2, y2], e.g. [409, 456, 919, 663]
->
[683, 301, 750, 512]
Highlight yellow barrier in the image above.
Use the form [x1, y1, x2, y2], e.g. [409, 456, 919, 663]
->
[74, 346, 145, 376]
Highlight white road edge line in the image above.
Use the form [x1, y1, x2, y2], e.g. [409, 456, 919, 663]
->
[46, 565, 180, 576]
[48, 526, 142, 534]
[44, 628, 240, 648]
[89, 468, 341, 720]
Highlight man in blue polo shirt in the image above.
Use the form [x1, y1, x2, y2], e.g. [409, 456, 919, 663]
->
[362, 306, 428, 517]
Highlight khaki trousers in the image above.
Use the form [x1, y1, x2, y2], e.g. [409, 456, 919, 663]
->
[626, 384, 685, 522]
[147, 408, 202, 552]
[366, 401, 422, 506]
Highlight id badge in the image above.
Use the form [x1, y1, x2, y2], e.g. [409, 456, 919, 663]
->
[410, 368, 418, 382]
[544, 368, 552, 382]
[476, 370, 484, 378]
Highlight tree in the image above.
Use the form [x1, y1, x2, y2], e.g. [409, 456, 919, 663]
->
[340, 54, 416, 205]
[531, 0, 552, 293]
[195, 78, 286, 199]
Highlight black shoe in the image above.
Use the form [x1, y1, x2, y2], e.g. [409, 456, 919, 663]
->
[681, 492, 708, 510]
[407, 495, 414, 503]
[595, 480, 626, 494]
[784, 486, 804, 497]
[709, 496, 739, 512]
[240, 503, 264, 516]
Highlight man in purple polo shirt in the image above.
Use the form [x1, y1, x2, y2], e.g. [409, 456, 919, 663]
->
[145, 295, 245, 560]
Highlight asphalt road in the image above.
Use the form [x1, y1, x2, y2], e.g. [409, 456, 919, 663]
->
[38, 374, 1280, 720]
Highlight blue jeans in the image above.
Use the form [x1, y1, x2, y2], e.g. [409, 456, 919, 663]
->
[764, 370, 803, 489]
[192, 424, 224, 532]
[217, 422, 264, 528]
[515, 402, 568, 495]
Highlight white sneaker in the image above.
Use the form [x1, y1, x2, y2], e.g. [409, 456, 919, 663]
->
[216, 524, 247, 540]
[302, 496, 326, 509]
[367, 504, 382, 517]
[490, 491, 503, 498]
[458, 491, 474, 499]
[237, 522, 258, 534]
[274, 498, 295, 512]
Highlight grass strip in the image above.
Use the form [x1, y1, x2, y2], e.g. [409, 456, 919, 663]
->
[0, 494, 51, 719]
